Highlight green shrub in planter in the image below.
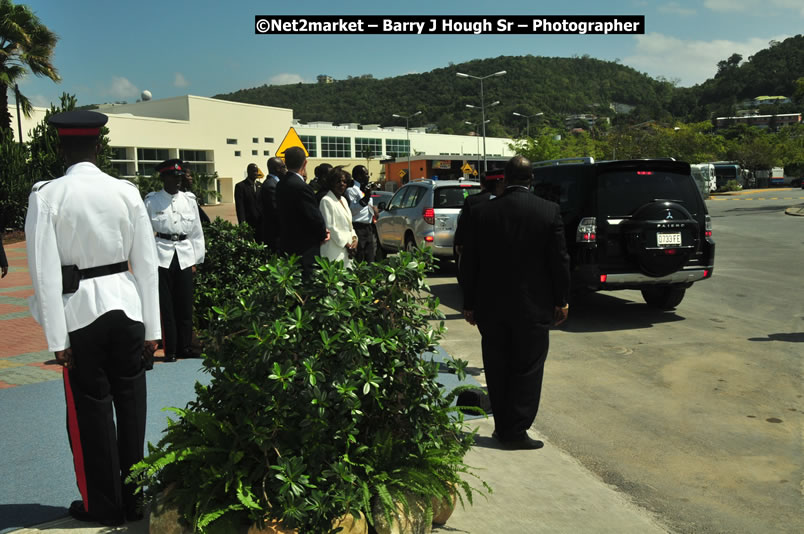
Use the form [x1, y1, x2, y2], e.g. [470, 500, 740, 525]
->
[193, 218, 271, 331]
[131, 244, 488, 533]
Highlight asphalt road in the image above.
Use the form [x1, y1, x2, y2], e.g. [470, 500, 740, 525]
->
[429, 188, 804, 534]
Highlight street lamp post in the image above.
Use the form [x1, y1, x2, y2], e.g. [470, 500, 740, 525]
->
[512, 111, 544, 137]
[392, 110, 421, 181]
[465, 120, 488, 170]
[456, 70, 506, 173]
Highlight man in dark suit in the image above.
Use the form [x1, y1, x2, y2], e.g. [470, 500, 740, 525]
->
[259, 157, 286, 252]
[453, 171, 505, 284]
[460, 155, 570, 450]
[234, 163, 263, 241]
[276, 146, 329, 274]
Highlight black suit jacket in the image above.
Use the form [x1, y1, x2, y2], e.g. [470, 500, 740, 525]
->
[234, 178, 262, 229]
[276, 172, 327, 256]
[259, 176, 280, 249]
[461, 186, 570, 325]
[453, 190, 492, 248]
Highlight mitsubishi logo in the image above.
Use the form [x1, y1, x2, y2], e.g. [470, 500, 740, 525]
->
[665, 211, 674, 220]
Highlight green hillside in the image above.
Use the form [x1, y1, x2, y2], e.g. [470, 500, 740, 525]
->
[213, 35, 803, 136]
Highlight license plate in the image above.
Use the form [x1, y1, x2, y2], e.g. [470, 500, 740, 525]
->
[657, 232, 681, 246]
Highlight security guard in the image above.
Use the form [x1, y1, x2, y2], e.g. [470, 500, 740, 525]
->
[25, 110, 161, 525]
[144, 159, 205, 362]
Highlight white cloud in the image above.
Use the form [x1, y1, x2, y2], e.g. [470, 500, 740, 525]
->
[705, 0, 804, 15]
[174, 72, 189, 87]
[267, 73, 305, 85]
[658, 2, 696, 16]
[105, 76, 139, 99]
[623, 32, 793, 87]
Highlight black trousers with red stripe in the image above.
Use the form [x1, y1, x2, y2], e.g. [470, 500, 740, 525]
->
[64, 310, 146, 522]
[158, 252, 194, 357]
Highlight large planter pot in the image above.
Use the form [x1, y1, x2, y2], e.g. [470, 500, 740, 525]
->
[247, 519, 298, 534]
[332, 511, 369, 534]
[371, 493, 432, 534]
[431, 484, 458, 525]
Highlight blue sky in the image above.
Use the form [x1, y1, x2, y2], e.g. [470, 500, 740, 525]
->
[14, 0, 804, 109]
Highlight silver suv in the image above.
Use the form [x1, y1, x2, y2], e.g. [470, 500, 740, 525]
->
[375, 179, 481, 258]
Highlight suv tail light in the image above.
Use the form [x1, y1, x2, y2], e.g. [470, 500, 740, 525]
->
[576, 217, 597, 243]
[705, 215, 712, 238]
[423, 207, 435, 225]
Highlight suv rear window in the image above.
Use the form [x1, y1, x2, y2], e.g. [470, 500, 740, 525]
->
[434, 185, 480, 208]
[597, 170, 701, 216]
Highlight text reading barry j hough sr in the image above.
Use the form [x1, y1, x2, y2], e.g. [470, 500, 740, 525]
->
[254, 16, 645, 35]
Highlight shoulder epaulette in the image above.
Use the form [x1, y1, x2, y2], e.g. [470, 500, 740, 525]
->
[185, 191, 197, 199]
[31, 180, 53, 192]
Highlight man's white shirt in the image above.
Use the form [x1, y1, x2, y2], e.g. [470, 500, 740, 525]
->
[25, 162, 161, 351]
[144, 189, 206, 270]
[346, 184, 374, 223]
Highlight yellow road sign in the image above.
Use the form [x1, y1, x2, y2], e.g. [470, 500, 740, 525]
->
[461, 163, 474, 174]
[398, 169, 407, 178]
[276, 127, 308, 159]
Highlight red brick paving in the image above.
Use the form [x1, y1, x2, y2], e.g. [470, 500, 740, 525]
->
[0, 316, 48, 357]
[0, 380, 15, 389]
[0, 302, 27, 314]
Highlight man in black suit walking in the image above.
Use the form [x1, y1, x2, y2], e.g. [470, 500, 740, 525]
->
[234, 163, 263, 241]
[276, 146, 328, 274]
[460, 155, 570, 450]
[259, 157, 287, 252]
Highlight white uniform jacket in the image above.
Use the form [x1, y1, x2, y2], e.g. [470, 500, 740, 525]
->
[25, 162, 161, 352]
[143, 190, 205, 270]
[319, 190, 358, 267]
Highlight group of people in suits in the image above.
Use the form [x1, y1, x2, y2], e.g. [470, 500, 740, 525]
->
[234, 148, 377, 273]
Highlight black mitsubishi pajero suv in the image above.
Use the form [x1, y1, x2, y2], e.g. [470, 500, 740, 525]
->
[532, 157, 715, 310]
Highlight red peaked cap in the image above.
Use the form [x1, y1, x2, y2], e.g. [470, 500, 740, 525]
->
[156, 159, 186, 176]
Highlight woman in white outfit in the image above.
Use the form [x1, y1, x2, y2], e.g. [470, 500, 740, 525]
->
[319, 167, 358, 268]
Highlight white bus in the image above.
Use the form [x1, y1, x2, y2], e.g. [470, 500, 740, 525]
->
[690, 163, 717, 197]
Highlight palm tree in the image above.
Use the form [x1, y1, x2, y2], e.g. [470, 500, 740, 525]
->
[0, 0, 60, 136]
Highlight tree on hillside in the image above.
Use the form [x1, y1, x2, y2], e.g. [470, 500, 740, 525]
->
[0, 0, 60, 135]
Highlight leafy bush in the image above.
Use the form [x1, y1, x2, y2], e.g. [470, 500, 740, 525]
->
[718, 179, 743, 192]
[193, 219, 270, 331]
[131, 240, 486, 533]
[0, 129, 31, 230]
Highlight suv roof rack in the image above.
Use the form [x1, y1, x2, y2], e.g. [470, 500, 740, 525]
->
[533, 157, 595, 167]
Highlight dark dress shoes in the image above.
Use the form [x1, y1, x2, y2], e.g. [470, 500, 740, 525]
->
[493, 431, 545, 450]
[68, 500, 124, 526]
[163, 354, 177, 363]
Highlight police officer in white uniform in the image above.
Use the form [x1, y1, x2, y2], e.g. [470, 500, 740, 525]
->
[25, 110, 161, 525]
[144, 160, 205, 362]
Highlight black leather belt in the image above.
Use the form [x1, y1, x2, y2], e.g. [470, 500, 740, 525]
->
[156, 232, 188, 241]
[353, 222, 373, 228]
[61, 261, 129, 294]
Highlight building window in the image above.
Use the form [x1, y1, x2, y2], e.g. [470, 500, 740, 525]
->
[110, 162, 129, 176]
[264, 137, 274, 143]
[253, 137, 259, 143]
[300, 135, 317, 157]
[110, 146, 128, 160]
[355, 137, 382, 158]
[226, 138, 238, 145]
[252, 150, 258, 156]
[385, 139, 410, 157]
[179, 149, 209, 162]
[321, 136, 351, 158]
[264, 151, 270, 156]
[136, 148, 170, 161]
[235, 151, 241, 157]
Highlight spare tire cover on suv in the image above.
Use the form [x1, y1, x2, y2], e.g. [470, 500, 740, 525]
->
[621, 200, 699, 277]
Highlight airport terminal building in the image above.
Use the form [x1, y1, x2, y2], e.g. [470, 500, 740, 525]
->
[10, 95, 514, 202]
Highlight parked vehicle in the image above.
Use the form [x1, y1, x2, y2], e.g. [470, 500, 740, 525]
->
[690, 163, 717, 197]
[531, 157, 715, 309]
[375, 179, 481, 259]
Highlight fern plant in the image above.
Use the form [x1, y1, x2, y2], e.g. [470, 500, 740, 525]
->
[130, 222, 488, 533]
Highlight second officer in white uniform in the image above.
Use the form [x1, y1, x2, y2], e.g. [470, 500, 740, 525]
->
[144, 159, 205, 362]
